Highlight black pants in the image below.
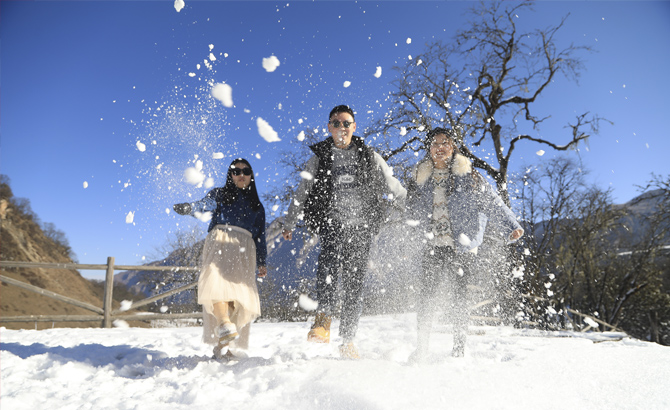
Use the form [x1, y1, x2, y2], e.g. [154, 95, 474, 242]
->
[416, 246, 473, 350]
[316, 224, 373, 342]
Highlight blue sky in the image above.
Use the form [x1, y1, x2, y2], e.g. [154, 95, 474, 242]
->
[2, 1, 669, 279]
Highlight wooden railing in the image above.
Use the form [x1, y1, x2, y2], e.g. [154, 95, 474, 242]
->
[0, 257, 200, 328]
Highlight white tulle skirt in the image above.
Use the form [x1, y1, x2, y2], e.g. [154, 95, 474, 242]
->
[198, 225, 261, 349]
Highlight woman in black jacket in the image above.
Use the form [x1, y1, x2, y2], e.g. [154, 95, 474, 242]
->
[173, 158, 267, 360]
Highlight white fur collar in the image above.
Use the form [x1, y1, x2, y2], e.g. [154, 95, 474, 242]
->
[414, 153, 472, 186]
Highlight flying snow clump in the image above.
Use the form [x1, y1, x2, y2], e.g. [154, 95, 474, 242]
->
[136, 141, 146, 152]
[83, 181, 88, 189]
[113, 320, 130, 328]
[125, 211, 134, 224]
[195, 212, 212, 222]
[343, 81, 351, 88]
[583, 317, 599, 329]
[262, 56, 281, 72]
[211, 83, 233, 107]
[256, 117, 281, 142]
[374, 66, 382, 78]
[174, 0, 184, 12]
[184, 166, 206, 186]
[300, 171, 314, 181]
[298, 294, 319, 311]
[119, 300, 133, 312]
[536, 150, 545, 156]
[212, 152, 224, 159]
[297, 131, 305, 141]
[406, 219, 420, 227]
[406, 37, 412, 44]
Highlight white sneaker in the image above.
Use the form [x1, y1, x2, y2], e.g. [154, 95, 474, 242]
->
[216, 322, 239, 345]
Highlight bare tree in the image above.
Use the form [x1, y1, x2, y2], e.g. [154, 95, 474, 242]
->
[367, 1, 609, 205]
[518, 161, 670, 342]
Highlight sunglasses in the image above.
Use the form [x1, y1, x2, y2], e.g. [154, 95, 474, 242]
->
[329, 120, 354, 129]
[230, 168, 252, 176]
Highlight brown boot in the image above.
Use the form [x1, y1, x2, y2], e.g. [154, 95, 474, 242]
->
[307, 313, 331, 343]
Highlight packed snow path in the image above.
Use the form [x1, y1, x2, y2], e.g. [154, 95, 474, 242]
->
[2, 314, 668, 409]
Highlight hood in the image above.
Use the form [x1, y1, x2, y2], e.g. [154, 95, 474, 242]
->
[414, 153, 472, 186]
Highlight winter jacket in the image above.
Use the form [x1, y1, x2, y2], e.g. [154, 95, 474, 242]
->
[190, 189, 267, 267]
[406, 153, 522, 254]
[285, 136, 407, 235]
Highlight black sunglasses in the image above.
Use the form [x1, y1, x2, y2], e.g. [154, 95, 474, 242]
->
[230, 167, 252, 176]
[329, 120, 354, 129]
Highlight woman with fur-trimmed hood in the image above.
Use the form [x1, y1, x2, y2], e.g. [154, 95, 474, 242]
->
[406, 127, 523, 360]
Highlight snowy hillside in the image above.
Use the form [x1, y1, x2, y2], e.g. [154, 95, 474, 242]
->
[2, 314, 668, 410]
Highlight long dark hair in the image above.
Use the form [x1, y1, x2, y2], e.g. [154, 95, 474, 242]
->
[216, 158, 263, 211]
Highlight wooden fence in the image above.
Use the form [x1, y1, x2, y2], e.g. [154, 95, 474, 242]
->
[1, 258, 623, 333]
[0, 257, 200, 328]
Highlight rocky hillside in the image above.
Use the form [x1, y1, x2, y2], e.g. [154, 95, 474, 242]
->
[0, 176, 142, 330]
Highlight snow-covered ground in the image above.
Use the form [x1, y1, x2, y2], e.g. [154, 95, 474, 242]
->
[2, 314, 668, 409]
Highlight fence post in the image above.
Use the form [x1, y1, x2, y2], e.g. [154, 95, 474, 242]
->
[102, 257, 115, 328]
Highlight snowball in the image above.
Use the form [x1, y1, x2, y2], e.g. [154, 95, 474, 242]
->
[584, 317, 599, 329]
[209, 53, 216, 62]
[399, 127, 407, 136]
[297, 131, 305, 141]
[194, 211, 212, 222]
[125, 211, 134, 224]
[374, 66, 382, 78]
[83, 181, 88, 189]
[256, 117, 281, 142]
[298, 294, 319, 311]
[211, 83, 233, 107]
[119, 300, 133, 312]
[536, 150, 545, 156]
[160, 306, 169, 313]
[212, 152, 224, 159]
[458, 233, 472, 247]
[343, 81, 351, 88]
[262, 55, 281, 72]
[136, 141, 146, 152]
[272, 204, 279, 212]
[174, 0, 185, 12]
[300, 171, 314, 180]
[113, 320, 130, 328]
[184, 167, 205, 186]
[406, 37, 412, 44]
